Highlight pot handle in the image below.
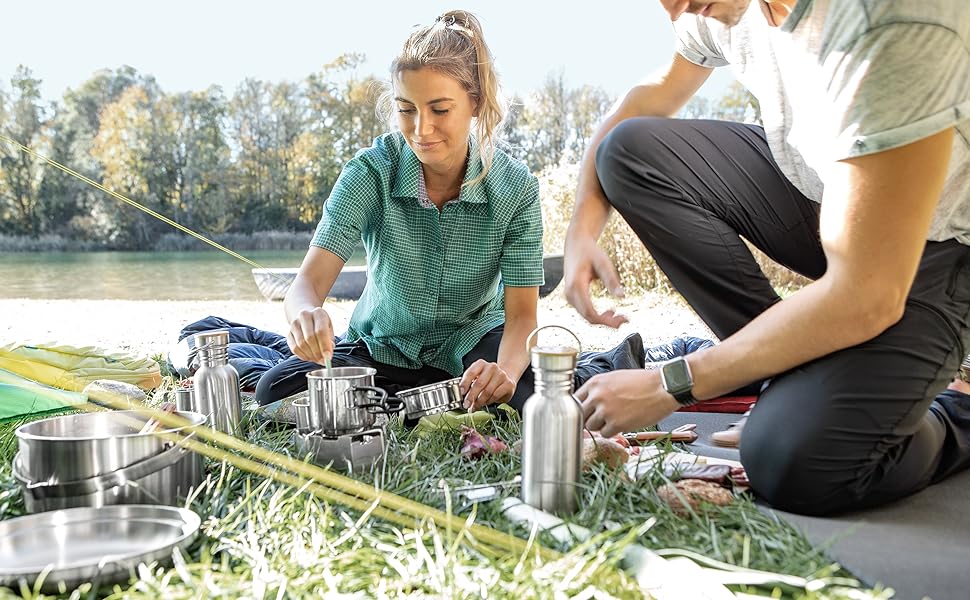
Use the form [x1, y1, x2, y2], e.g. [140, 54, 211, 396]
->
[14, 435, 196, 500]
[354, 385, 403, 415]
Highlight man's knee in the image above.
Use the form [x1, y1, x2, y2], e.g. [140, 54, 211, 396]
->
[741, 421, 854, 515]
[595, 117, 671, 192]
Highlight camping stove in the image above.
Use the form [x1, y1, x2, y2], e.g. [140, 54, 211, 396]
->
[292, 428, 385, 473]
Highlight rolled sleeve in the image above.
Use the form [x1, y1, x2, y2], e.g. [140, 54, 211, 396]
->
[825, 23, 970, 161]
[310, 159, 379, 261]
[500, 176, 544, 287]
[673, 15, 729, 68]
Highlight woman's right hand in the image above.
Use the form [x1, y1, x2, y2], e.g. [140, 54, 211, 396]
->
[287, 306, 334, 365]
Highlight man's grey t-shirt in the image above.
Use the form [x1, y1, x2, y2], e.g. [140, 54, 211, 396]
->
[674, 0, 970, 244]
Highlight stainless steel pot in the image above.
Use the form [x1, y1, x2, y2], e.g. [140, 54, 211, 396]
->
[396, 378, 464, 420]
[13, 410, 206, 513]
[307, 367, 401, 436]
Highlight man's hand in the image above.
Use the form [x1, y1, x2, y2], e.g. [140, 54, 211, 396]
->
[563, 237, 629, 328]
[460, 360, 516, 411]
[575, 369, 680, 437]
[287, 306, 334, 365]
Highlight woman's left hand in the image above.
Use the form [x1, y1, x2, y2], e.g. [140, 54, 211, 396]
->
[460, 360, 516, 411]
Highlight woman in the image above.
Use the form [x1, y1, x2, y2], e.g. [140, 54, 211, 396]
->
[255, 10, 642, 411]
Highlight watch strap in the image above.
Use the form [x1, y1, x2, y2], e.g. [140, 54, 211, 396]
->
[672, 388, 697, 407]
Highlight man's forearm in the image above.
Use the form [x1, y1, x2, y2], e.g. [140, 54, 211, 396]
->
[688, 276, 896, 401]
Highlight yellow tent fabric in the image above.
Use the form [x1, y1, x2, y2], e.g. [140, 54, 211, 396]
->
[0, 342, 161, 393]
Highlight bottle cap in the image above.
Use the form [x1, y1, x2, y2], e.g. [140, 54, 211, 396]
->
[530, 344, 578, 371]
[193, 329, 229, 356]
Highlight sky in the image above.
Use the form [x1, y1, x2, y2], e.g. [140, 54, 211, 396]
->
[1, 0, 734, 104]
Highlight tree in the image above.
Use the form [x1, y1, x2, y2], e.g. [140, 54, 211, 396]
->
[517, 71, 571, 172]
[228, 78, 283, 231]
[716, 80, 761, 123]
[680, 81, 762, 124]
[0, 66, 48, 236]
[679, 95, 713, 119]
[38, 67, 143, 239]
[302, 53, 383, 225]
[91, 84, 179, 248]
[168, 87, 232, 235]
[567, 84, 612, 162]
[505, 72, 613, 172]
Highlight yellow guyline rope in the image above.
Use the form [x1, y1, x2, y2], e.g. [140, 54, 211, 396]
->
[0, 133, 278, 278]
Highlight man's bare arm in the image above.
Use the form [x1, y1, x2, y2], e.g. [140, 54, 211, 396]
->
[564, 53, 713, 326]
[688, 128, 956, 400]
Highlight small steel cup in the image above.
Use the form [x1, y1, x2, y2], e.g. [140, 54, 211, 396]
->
[173, 387, 195, 413]
[292, 400, 313, 434]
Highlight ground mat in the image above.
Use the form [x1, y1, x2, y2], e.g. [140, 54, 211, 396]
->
[660, 412, 970, 600]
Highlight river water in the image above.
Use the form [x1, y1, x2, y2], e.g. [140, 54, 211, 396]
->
[0, 250, 365, 301]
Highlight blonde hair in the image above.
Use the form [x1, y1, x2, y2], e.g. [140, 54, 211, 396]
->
[378, 10, 506, 187]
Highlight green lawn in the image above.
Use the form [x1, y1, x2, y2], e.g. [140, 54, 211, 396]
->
[0, 408, 889, 599]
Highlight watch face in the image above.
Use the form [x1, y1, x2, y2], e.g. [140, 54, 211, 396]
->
[662, 359, 692, 393]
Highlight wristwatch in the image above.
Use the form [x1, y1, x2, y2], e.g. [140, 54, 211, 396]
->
[660, 356, 697, 407]
[960, 354, 970, 383]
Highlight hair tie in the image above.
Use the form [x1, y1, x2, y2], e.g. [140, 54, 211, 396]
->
[435, 14, 473, 35]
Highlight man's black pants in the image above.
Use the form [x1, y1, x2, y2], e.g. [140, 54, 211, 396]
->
[596, 117, 970, 515]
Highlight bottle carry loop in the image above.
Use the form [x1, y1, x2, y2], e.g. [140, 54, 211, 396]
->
[525, 325, 582, 354]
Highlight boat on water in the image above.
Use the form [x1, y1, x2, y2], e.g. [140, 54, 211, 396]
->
[252, 254, 565, 301]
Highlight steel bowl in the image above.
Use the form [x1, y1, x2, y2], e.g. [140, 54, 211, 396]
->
[396, 378, 464, 420]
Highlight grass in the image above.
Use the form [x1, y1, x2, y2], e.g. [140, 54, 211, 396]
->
[0, 404, 890, 600]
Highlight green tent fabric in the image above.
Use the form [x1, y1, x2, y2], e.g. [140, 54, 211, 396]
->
[0, 367, 87, 423]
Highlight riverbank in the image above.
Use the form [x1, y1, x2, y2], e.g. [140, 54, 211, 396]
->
[0, 290, 713, 360]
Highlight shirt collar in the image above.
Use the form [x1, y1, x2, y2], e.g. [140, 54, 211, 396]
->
[391, 135, 487, 204]
[779, 0, 810, 33]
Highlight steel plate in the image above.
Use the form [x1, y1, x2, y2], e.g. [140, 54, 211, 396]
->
[0, 504, 201, 593]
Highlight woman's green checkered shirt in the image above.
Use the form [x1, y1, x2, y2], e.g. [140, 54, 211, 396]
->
[311, 132, 544, 376]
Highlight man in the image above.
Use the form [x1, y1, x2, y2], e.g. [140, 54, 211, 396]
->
[564, 0, 970, 515]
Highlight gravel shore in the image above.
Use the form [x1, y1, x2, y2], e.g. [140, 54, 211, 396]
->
[1, 289, 713, 360]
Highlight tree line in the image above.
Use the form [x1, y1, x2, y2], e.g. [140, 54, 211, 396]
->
[0, 56, 757, 251]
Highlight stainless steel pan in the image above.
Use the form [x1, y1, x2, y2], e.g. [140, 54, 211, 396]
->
[0, 505, 200, 593]
[395, 378, 464, 420]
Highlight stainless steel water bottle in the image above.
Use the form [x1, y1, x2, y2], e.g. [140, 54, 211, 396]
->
[192, 329, 242, 435]
[521, 326, 584, 515]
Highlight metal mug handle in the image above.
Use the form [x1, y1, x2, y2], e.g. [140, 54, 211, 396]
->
[353, 385, 400, 415]
[525, 325, 583, 354]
